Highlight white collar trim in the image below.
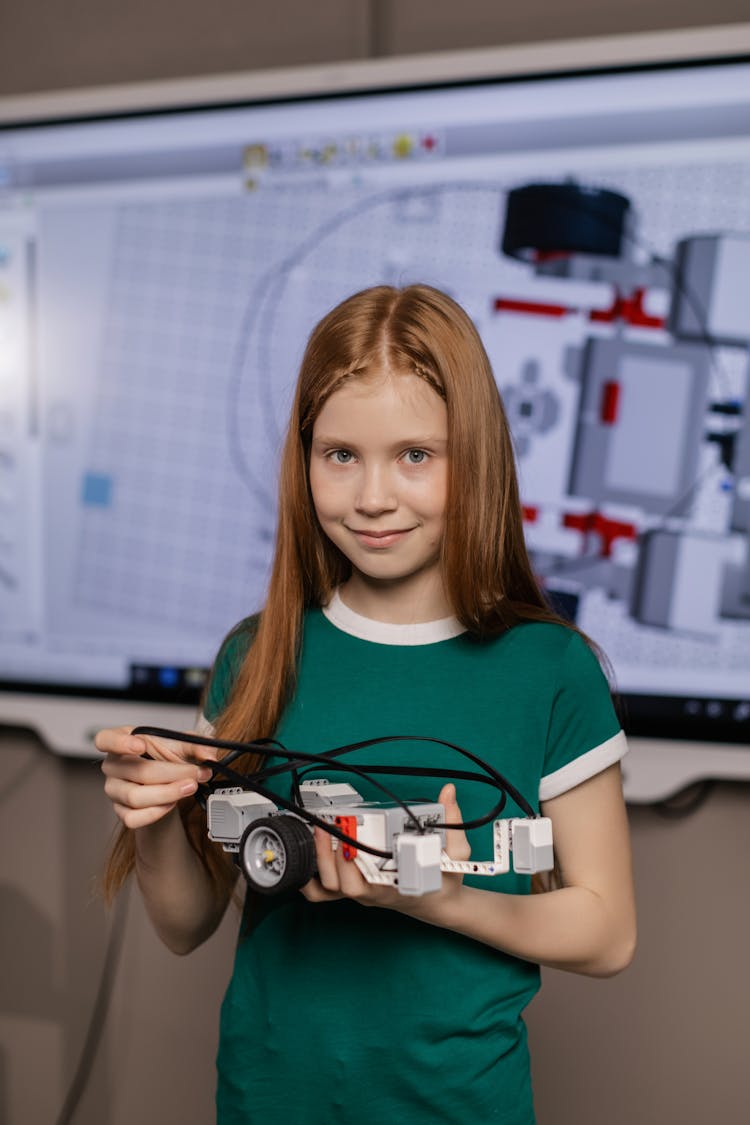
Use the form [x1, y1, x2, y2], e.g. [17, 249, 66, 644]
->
[322, 588, 466, 646]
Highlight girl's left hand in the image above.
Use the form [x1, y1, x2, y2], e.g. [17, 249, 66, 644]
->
[300, 783, 470, 917]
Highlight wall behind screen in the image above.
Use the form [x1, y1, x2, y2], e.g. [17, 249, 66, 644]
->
[0, 0, 749, 95]
[1, 7, 749, 1125]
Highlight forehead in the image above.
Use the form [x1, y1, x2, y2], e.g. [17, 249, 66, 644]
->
[313, 370, 447, 436]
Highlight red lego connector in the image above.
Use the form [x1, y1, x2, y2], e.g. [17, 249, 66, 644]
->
[335, 815, 358, 860]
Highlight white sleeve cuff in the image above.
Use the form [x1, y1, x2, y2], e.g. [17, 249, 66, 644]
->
[539, 730, 629, 801]
[194, 712, 216, 736]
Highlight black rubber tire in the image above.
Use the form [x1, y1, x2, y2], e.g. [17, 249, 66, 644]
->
[501, 182, 630, 261]
[239, 815, 316, 895]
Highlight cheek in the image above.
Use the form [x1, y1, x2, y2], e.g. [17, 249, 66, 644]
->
[309, 467, 341, 522]
[308, 462, 326, 511]
[419, 468, 448, 523]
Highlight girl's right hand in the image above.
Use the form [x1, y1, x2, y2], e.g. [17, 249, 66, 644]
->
[96, 726, 215, 830]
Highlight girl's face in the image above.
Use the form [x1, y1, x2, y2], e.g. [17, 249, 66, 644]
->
[309, 371, 449, 619]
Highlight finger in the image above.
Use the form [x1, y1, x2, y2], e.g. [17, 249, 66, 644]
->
[104, 774, 202, 811]
[143, 734, 218, 766]
[144, 735, 213, 765]
[111, 800, 178, 830]
[334, 844, 369, 898]
[95, 726, 215, 766]
[94, 727, 147, 756]
[101, 754, 212, 785]
[312, 827, 341, 893]
[185, 735, 221, 766]
[300, 882, 344, 902]
[299, 876, 345, 902]
[143, 734, 205, 765]
[438, 784, 471, 861]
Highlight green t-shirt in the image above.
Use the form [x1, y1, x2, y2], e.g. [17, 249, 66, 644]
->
[204, 594, 626, 1125]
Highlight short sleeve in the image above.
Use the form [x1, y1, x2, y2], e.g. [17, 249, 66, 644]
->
[540, 632, 628, 801]
[200, 615, 259, 727]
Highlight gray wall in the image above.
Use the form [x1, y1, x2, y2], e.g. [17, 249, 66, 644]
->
[2, 0, 750, 95]
[1, 3, 750, 1123]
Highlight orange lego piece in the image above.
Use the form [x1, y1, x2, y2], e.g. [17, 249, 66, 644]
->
[335, 815, 358, 860]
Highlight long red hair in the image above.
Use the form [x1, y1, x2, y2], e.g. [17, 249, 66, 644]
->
[104, 284, 578, 899]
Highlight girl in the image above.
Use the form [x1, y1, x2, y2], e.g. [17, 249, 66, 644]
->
[98, 283, 636, 1125]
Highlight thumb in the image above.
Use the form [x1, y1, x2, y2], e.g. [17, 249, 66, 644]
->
[438, 783, 460, 821]
[438, 784, 471, 861]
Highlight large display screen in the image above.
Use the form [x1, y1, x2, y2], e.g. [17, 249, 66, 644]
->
[1, 44, 750, 749]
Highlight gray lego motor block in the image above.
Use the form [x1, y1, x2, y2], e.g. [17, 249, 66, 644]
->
[568, 337, 709, 514]
[207, 789, 278, 847]
[669, 234, 750, 348]
[239, 815, 316, 895]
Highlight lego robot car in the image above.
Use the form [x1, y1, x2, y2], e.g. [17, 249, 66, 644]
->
[207, 778, 553, 896]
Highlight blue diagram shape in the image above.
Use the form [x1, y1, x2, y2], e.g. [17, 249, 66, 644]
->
[81, 472, 114, 507]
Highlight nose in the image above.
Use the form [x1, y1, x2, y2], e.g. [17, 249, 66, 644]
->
[355, 462, 397, 515]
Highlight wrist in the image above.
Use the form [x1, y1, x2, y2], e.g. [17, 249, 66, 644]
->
[398, 878, 468, 930]
[134, 806, 183, 871]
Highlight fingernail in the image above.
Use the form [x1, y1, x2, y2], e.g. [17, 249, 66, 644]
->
[197, 768, 213, 782]
[180, 780, 198, 795]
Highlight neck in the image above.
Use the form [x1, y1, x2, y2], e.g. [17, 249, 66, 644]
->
[339, 570, 453, 624]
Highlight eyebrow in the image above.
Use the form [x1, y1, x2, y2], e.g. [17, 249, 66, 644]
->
[312, 434, 448, 449]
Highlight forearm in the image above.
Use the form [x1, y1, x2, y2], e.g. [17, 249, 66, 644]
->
[134, 809, 235, 955]
[411, 882, 636, 978]
[306, 770, 636, 976]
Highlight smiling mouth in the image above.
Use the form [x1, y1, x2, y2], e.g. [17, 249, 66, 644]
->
[347, 527, 415, 547]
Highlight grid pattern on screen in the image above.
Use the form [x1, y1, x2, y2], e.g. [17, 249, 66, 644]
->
[72, 151, 750, 663]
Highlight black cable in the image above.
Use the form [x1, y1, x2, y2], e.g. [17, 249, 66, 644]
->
[131, 726, 538, 859]
[207, 738, 425, 822]
[54, 878, 131, 1125]
[193, 736, 436, 835]
[245, 730, 533, 816]
[134, 724, 536, 815]
[290, 767, 302, 807]
[134, 728, 429, 854]
[210, 756, 510, 849]
[293, 759, 509, 830]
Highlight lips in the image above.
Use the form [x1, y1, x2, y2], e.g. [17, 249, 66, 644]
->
[348, 528, 414, 548]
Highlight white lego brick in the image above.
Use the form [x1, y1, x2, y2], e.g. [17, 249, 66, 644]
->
[299, 781, 363, 803]
[440, 855, 506, 877]
[356, 810, 388, 854]
[674, 234, 750, 345]
[708, 235, 750, 344]
[524, 523, 583, 557]
[610, 537, 638, 566]
[607, 353, 693, 496]
[354, 854, 397, 887]
[511, 818, 554, 874]
[396, 833, 442, 895]
[504, 272, 612, 309]
[670, 533, 725, 635]
[493, 819, 511, 871]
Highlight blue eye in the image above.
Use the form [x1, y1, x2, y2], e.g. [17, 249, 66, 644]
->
[330, 450, 354, 464]
[405, 449, 427, 464]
